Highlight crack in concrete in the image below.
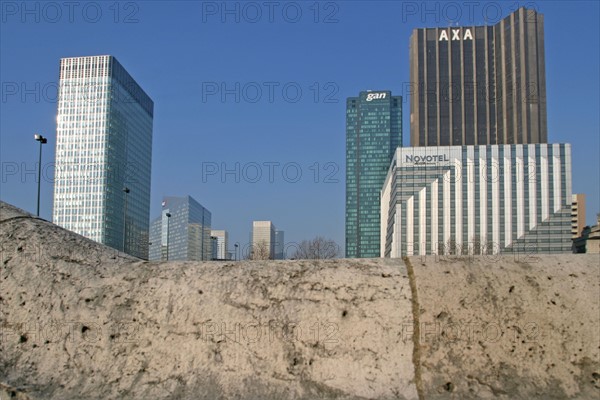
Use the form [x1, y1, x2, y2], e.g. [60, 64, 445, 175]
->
[403, 257, 424, 400]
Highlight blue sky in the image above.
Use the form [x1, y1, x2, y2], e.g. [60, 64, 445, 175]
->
[1, 1, 599, 253]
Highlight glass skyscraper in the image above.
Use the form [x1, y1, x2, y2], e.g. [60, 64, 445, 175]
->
[53, 55, 154, 259]
[149, 196, 212, 261]
[275, 230, 285, 260]
[410, 7, 547, 146]
[346, 91, 402, 258]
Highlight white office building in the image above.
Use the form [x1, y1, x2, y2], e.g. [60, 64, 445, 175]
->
[211, 230, 229, 260]
[381, 144, 572, 257]
[52, 55, 154, 259]
[251, 221, 276, 260]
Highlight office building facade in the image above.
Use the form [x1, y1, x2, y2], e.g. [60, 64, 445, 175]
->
[346, 90, 402, 258]
[573, 214, 600, 254]
[53, 55, 154, 259]
[211, 230, 229, 260]
[251, 221, 276, 260]
[275, 230, 285, 260]
[149, 196, 212, 261]
[571, 194, 586, 239]
[409, 7, 547, 147]
[381, 144, 572, 257]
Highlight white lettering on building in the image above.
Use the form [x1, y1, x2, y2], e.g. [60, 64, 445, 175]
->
[439, 28, 473, 41]
[365, 92, 387, 101]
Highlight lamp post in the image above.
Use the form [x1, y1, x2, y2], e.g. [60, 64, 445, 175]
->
[34, 134, 47, 217]
[122, 187, 130, 253]
[165, 212, 172, 261]
[211, 236, 217, 260]
[234, 242, 239, 261]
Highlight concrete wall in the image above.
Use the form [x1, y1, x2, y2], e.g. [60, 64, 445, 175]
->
[1, 202, 598, 399]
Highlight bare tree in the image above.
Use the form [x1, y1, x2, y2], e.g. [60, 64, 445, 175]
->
[445, 236, 458, 256]
[291, 236, 340, 260]
[248, 241, 272, 260]
[471, 235, 496, 255]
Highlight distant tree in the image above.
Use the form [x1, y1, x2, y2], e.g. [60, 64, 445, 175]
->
[291, 236, 340, 260]
[248, 241, 272, 260]
[472, 235, 482, 255]
[445, 236, 458, 255]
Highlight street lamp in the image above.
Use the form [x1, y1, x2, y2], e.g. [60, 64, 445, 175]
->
[34, 134, 47, 217]
[165, 212, 172, 261]
[234, 242, 239, 261]
[211, 236, 217, 260]
[122, 187, 130, 253]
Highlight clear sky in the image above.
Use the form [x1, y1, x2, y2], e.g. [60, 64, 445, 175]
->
[1, 1, 599, 254]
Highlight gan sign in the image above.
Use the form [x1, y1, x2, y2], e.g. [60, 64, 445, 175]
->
[365, 92, 387, 101]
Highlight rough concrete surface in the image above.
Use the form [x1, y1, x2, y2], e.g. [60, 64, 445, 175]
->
[0, 201, 598, 399]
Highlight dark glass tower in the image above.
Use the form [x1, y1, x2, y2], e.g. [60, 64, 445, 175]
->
[409, 7, 547, 146]
[346, 91, 402, 258]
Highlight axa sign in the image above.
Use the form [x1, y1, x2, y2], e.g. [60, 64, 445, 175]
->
[439, 28, 473, 41]
[365, 92, 387, 101]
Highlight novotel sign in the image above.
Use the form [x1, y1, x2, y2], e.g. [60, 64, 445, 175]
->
[365, 92, 387, 101]
[405, 154, 450, 164]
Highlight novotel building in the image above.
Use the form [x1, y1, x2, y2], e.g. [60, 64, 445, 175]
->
[380, 144, 572, 257]
[409, 7, 547, 147]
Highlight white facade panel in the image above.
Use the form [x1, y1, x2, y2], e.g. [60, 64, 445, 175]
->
[443, 170, 451, 246]
[406, 197, 414, 256]
[516, 146, 524, 239]
[553, 143, 562, 213]
[528, 144, 537, 230]
[431, 180, 438, 253]
[467, 147, 475, 246]
[504, 146, 512, 247]
[479, 149, 487, 242]
[419, 188, 426, 256]
[540, 146, 549, 221]
[491, 146, 500, 247]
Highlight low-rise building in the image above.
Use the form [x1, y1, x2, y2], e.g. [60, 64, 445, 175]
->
[573, 213, 600, 254]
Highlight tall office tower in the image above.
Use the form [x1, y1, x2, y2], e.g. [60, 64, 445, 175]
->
[409, 7, 547, 146]
[252, 221, 276, 260]
[211, 230, 229, 260]
[381, 144, 572, 257]
[274, 230, 285, 260]
[571, 194, 586, 239]
[53, 55, 154, 259]
[148, 196, 212, 261]
[346, 90, 402, 258]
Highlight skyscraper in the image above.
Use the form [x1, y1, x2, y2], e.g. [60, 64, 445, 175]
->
[346, 90, 402, 258]
[409, 7, 547, 146]
[274, 230, 285, 260]
[251, 221, 276, 260]
[149, 196, 212, 261]
[53, 55, 154, 259]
